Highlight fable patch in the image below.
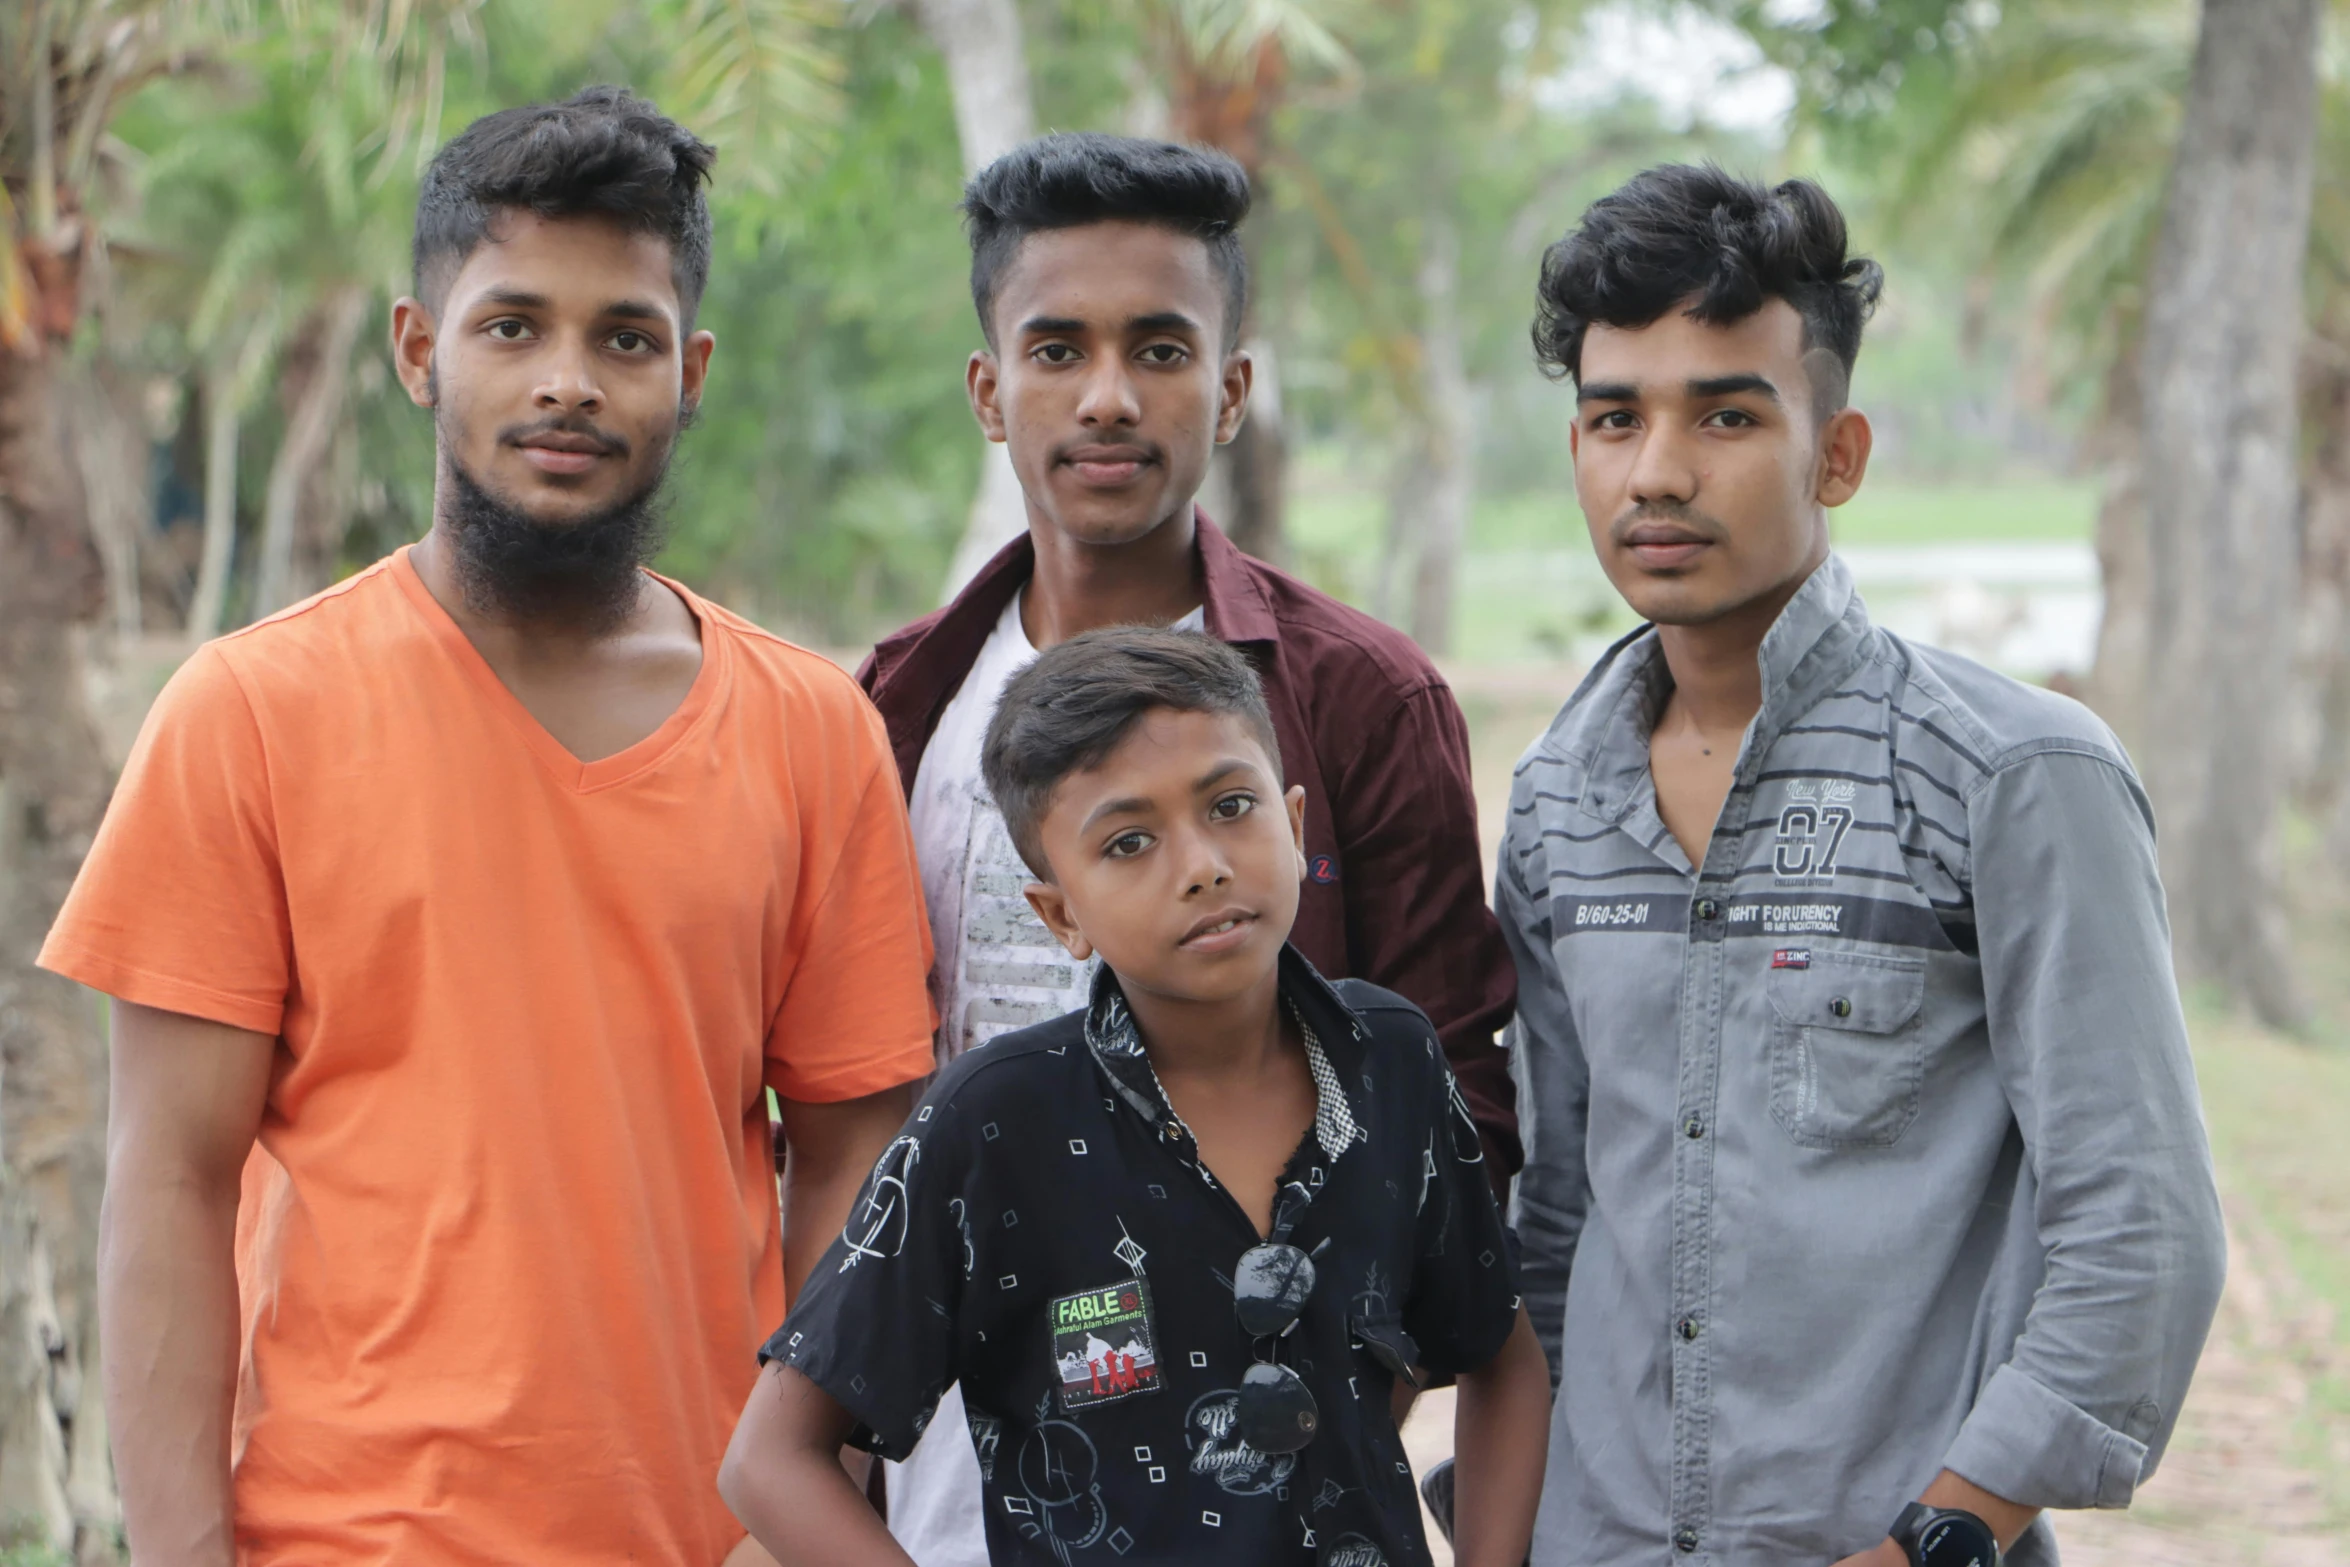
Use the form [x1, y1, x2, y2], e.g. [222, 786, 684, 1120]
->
[1050, 1277, 1163, 1412]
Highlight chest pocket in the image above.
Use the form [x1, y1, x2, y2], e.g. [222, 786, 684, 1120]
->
[1766, 949, 1926, 1149]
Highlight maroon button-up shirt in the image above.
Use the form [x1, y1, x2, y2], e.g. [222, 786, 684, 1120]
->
[858, 513, 1521, 1182]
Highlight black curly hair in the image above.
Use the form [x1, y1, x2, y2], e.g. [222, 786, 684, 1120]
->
[414, 86, 716, 323]
[1532, 164, 1883, 419]
[962, 132, 1252, 349]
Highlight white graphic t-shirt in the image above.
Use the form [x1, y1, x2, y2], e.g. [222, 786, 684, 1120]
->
[907, 591, 1205, 1067]
[890, 590, 1203, 1566]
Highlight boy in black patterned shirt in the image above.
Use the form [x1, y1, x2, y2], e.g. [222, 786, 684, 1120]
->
[722, 628, 1549, 1566]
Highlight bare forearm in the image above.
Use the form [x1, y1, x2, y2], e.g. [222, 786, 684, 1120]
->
[777, 1084, 915, 1304]
[99, 1171, 243, 1567]
[1451, 1309, 1550, 1567]
[721, 1364, 910, 1567]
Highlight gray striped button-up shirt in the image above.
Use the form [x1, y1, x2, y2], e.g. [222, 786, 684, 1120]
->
[1502, 555, 2225, 1565]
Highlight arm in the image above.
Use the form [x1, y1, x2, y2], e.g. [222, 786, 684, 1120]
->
[720, 1364, 915, 1567]
[98, 1001, 275, 1567]
[1832, 1472, 2039, 1566]
[1931, 747, 2226, 1514]
[1494, 827, 1591, 1385]
[777, 1084, 918, 1305]
[1332, 683, 1521, 1188]
[1451, 1307, 1551, 1567]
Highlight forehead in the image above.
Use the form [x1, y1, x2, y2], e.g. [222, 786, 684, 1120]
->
[991, 220, 1226, 337]
[1579, 296, 1807, 392]
[1047, 708, 1277, 812]
[442, 210, 681, 317]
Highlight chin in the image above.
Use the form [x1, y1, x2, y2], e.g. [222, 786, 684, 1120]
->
[1046, 498, 1183, 549]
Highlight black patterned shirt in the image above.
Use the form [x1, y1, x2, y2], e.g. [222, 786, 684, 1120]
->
[762, 948, 1519, 1567]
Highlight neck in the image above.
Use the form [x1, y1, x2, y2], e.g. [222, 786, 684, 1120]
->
[409, 525, 652, 662]
[1653, 558, 1819, 738]
[1117, 958, 1293, 1087]
[1021, 502, 1205, 650]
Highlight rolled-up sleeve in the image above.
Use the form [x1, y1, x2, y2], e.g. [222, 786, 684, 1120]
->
[1940, 744, 2226, 1509]
[1496, 819, 1591, 1388]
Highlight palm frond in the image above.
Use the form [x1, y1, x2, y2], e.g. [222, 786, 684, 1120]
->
[655, 0, 847, 193]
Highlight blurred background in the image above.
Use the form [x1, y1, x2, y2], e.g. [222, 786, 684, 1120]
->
[2, 0, 2347, 1561]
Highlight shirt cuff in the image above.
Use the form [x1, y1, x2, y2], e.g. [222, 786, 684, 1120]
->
[1940, 1364, 2150, 1510]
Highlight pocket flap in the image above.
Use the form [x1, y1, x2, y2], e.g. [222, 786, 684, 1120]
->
[1765, 949, 1925, 1033]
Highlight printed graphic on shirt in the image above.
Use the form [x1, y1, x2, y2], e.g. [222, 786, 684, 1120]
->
[1772, 948, 1812, 969]
[968, 1408, 1002, 1482]
[1772, 779, 1858, 886]
[948, 799, 1096, 1056]
[1324, 1536, 1391, 1567]
[1010, 1393, 1116, 1556]
[1184, 1389, 1296, 1496]
[839, 1135, 919, 1273]
[1050, 1277, 1162, 1411]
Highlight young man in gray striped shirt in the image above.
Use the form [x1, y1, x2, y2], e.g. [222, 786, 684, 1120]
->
[1500, 164, 2226, 1567]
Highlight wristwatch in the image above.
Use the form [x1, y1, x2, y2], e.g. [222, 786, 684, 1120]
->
[1891, 1501, 2002, 1567]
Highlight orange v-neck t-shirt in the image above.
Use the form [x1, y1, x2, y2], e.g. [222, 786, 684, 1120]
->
[42, 547, 936, 1565]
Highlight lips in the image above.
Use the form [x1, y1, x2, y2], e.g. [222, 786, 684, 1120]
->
[508, 428, 618, 476]
[1178, 909, 1258, 952]
[1620, 522, 1712, 569]
[1060, 446, 1157, 488]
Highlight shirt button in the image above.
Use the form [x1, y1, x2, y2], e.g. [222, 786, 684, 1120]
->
[1828, 996, 1853, 1019]
[1683, 1116, 1705, 1139]
[1676, 1316, 1700, 1341]
[1675, 1527, 1701, 1553]
[1693, 898, 1720, 922]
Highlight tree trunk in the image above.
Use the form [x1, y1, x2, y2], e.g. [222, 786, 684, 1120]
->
[2137, 0, 2320, 1027]
[2296, 334, 2350, 863]
[916, 0, 1040, 602]
[65, 367, 148, 643]
[1404, 214, 1471, 655]
[187, 365, 241, 640]
[254, 286, 368, 619]
[0, 304, 119, 1565]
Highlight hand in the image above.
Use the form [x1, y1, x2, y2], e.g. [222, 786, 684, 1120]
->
[1829, 1540, 1908, 1567]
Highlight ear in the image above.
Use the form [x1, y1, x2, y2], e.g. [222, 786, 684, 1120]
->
[681, 328, 716, 417]
[1024, 879, 1095, 963]
[1284, 785, 1308, 883]
[391, 297, 438, 408]
[1213, 348, 1255, 445]
[968, 350, 1007, 443]
[1815, 405, 1873, 509]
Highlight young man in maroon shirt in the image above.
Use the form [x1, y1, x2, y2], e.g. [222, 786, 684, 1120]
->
[857, 132, 1519, 1564]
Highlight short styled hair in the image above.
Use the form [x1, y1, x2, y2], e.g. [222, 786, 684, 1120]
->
[982, 627, 1281, 880]
[962, 132, 1252, 348]
[1532, 163, 1884, 417]
[414, 86, 717, 322]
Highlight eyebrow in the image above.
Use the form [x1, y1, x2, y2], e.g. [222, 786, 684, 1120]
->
[1130, 311, 1203, 335]
[1019, 315, 1088, 336]
[1076, 758, 1263, 833]
[1576, 380, 1638, 405]
[1688, 373, 1781, 402]
[473, 288, 669, 324]
[1080, 794, 1154, 832]
[1192, 758, 1257, 792]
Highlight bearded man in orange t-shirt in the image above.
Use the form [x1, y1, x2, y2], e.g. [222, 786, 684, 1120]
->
[41, 88, 937, 1567]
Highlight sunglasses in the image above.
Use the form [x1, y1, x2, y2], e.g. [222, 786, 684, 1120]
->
[1232, 1239, 1323, 1454]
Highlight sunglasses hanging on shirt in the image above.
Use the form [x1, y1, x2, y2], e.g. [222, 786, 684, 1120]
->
[1230, 1181, 1332, 1456]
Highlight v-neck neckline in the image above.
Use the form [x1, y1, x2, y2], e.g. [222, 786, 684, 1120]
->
[390, 544, 727, 794]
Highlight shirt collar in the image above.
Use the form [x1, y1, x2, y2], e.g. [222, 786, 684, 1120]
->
[1583, 552, 1875, 824]
[1083, 945, 1371, 1165]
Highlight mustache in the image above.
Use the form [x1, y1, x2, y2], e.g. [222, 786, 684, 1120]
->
[496, 413, 630, 459]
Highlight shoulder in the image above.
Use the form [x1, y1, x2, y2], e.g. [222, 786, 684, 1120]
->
[188, 557, 432, 726]
[1241, 560, 1449, 708]
[1506, 625, 1659, 809]
[864, 604, 952, 691]
[696, 597, 895, 758]
[1332, 979, 1448, 1075]
[1866, 629, 2134, 795]
[923, 1010, 1095, 1119]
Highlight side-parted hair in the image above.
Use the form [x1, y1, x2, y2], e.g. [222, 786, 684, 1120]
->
[983, 627, 1282, 881]
[413, 86, 717, 323]
[961, 132, 1252, 349]
[1532, 163, 1884, 419]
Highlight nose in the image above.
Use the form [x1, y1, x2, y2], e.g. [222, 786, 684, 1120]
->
[533, 331, 605, 417]
[1625, 420, 1698, 510]
[1176, 823, 1233, 898]
[1073, 355, 1142, 431]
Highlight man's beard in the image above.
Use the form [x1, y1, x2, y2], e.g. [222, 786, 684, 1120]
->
[436, 424, 676, 634]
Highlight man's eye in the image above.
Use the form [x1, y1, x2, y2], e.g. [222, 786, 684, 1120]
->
[1034, 343, 1081, 364]
[1105, 831, 1152, 859]
[1209, 794, 1256, 821]
[487, 319, 533, 341]
[609, 330, 655, 353]
[1708, 408, 1758, 428]
[1592, 410, 1636, 430]
[1138, 343, 1187, 365]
